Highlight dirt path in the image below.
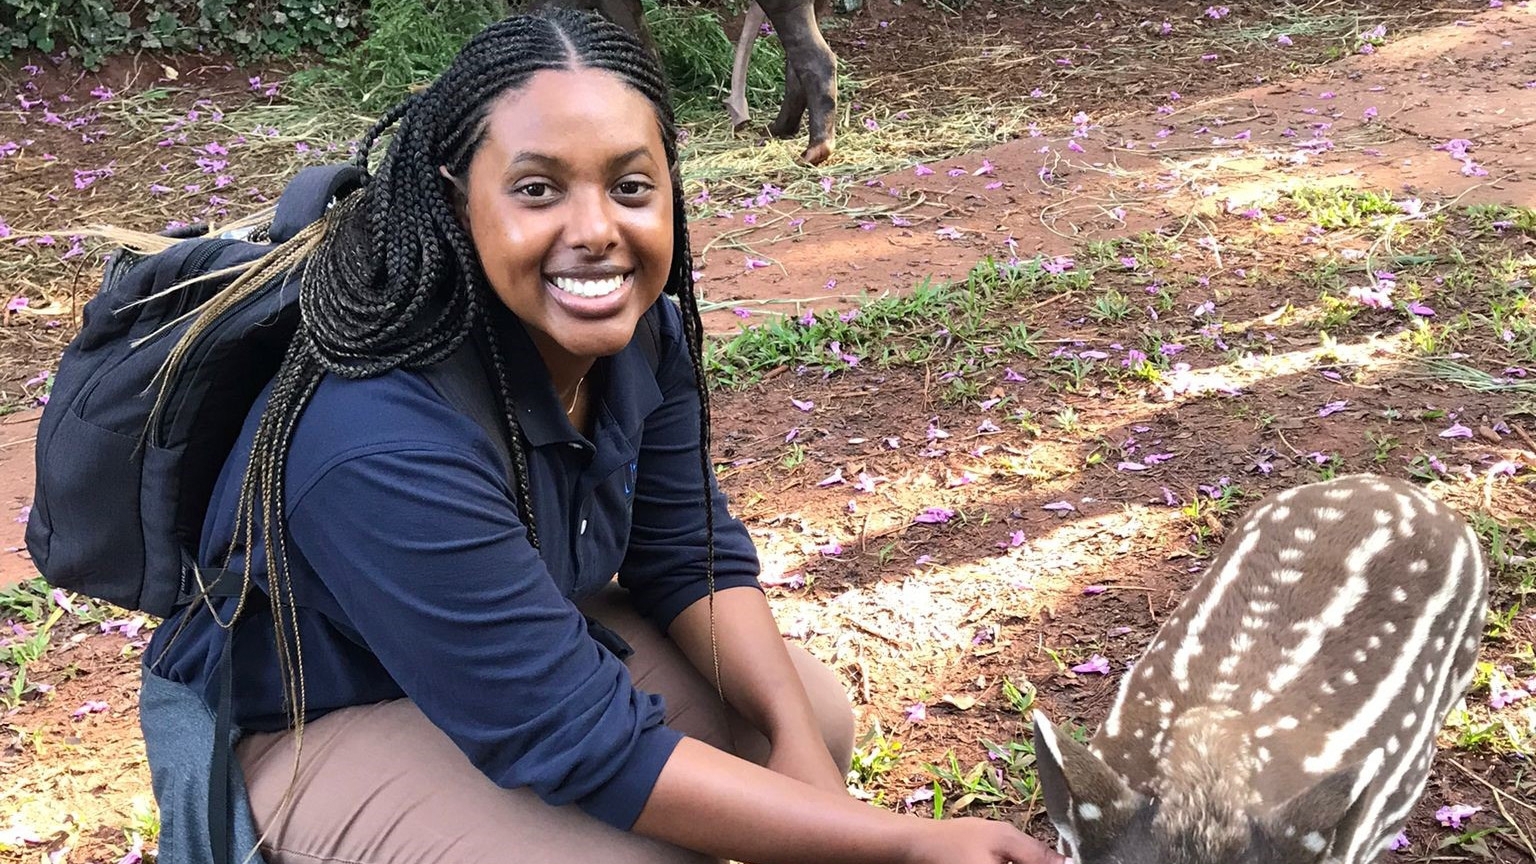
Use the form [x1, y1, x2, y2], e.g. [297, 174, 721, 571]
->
[690, 4, 1536, 332]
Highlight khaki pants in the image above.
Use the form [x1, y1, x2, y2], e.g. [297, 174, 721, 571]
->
[235, 584, 855, 864]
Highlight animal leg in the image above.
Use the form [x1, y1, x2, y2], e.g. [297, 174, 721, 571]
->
[761, 0, 837, 165]
[724, 3, 766, 130]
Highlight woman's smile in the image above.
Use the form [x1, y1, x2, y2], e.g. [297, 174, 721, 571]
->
[544, 269, 635, 317]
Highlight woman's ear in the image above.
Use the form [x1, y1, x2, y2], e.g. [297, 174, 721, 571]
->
[439, 164, 469, 229]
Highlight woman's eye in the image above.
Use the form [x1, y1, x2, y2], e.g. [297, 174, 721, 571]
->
[616, 180, 652, 196]
[515, 182, 551, 198]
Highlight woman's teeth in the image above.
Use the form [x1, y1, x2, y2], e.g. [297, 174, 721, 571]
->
[553, 274, 624, 298]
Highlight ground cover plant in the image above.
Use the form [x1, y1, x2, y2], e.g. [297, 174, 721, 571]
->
[2, 0, 1534, 861]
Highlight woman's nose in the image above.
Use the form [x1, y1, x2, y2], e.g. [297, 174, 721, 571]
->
[565, 187, 620, 256]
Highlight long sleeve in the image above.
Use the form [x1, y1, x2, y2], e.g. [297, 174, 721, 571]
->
[286, 439, 683, 830]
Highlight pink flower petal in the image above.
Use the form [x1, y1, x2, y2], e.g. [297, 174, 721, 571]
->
[1071, 654, 1110, 675]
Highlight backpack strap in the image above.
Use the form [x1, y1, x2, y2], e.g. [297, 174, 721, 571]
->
[267, 164, 366, 243]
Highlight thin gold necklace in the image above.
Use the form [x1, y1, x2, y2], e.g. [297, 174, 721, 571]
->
[562, 375, 586, 418]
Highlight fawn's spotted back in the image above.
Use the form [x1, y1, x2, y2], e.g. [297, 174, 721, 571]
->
[1033, 474, 1489, 864]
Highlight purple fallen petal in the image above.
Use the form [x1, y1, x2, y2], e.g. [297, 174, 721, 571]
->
[817, 469, 845, 487]
[913, 506, 955, 524]
[1071, 654, 1110, 674]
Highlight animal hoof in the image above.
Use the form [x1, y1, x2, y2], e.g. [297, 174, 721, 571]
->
[799, 141, 834, 166]
[723, 100, 750, 130]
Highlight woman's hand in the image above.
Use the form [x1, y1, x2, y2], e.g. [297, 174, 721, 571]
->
[636, 737, 1068, 864]
[902, 817, 1068, 864]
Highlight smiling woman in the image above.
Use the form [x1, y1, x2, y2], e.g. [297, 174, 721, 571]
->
[129, 8, 1067, 864]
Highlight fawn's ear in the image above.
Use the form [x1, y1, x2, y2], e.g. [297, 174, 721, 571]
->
[1265, 748, 1384, 862]
[1033, 710, 1142, 861]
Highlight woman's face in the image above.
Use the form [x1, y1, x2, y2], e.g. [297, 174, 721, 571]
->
[456, 68, 675, 375]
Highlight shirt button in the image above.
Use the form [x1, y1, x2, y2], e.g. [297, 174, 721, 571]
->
[579, 519, 588, 535]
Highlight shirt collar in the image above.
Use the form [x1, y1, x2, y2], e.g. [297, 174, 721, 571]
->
[487, 303, 665, 450]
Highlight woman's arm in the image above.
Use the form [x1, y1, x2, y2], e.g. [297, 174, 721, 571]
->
[667, 585, 846, 791]
[634, 737, 1067, 864]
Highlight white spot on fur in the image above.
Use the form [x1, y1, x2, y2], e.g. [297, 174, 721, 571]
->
[1171, 527, 1265, 691]
[1373, 509, 1392, 525]
[1409, 559, 1429, 573]
[1294, 526, 1317, 543]
[1256, 725, 1274, 738]
[1277, 716, 1299, 730]
[1308, 536, 1474, 794]
[1353, 649, 1368, 663]
[1271, 505, 1292, 522]
[1315, 506, 1345, 522]
[1342, 669, 1359, 685]
[1402, 711, 1417, 728]
[1250, 691, 1274, 711]
[1078, 803, 1102, 821]
[1392, 587, 1408, 602]
[1274, 568, 1304, 584]
[1368, 636, 1382, 649]
[1269, 574, 1368, 693]
[1382, 621, 1397, 635]
[1320, 681, 1335, 695]
[1325, 487, 1353, 501]
[1278, 547, 1303, 562]
[1387, 735, 1400, 755]
[1302, 832, 1327, 853]
[1346, 527, 1394, 575]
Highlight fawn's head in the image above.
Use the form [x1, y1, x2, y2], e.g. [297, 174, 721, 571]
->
[1032, 712, 1385, 864]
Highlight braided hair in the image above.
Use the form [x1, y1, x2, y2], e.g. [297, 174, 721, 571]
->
[185, 6, 720, 733]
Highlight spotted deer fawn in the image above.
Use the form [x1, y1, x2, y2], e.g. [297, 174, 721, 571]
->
[1033, 474, 1490, 864]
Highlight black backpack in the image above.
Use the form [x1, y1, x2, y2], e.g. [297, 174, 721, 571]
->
[25, 163, 369, 618]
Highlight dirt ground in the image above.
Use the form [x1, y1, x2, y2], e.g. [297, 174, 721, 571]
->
[4, 1, 1536, 862]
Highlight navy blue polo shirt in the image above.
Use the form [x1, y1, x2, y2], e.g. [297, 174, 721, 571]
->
[144, 296, 764, 831]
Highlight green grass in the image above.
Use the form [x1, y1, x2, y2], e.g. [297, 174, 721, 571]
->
[287, 0, 508, 116]
[847, 724, 906, 804]
[0, 579, 65, 712]
[1287, 186, 1402, 230]
[705, 255, 1090, 390]
[285, 0, 797, 125]
[642, 0, 789, 121]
